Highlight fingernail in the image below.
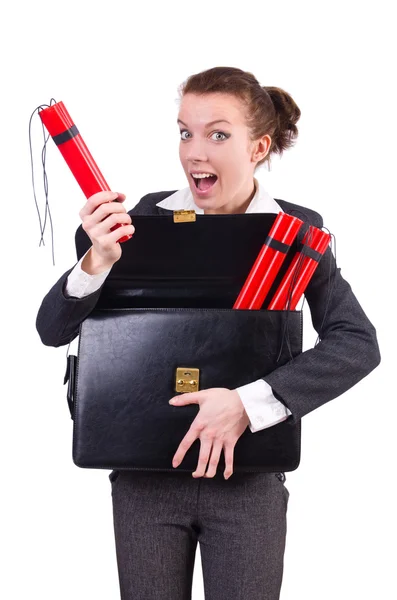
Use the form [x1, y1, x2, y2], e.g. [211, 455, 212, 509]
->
[169, 399, 176, 404]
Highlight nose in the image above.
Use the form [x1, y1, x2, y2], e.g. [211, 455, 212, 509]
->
[187, 152, 208, 164]
[184, 140, 208, 163]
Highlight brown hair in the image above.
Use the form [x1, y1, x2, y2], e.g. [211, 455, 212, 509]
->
[177, 66, 301, 171]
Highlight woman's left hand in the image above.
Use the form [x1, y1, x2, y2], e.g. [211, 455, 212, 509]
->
[169, 388, 250, 479]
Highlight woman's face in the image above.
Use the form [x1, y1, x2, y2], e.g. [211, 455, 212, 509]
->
[178, 92, 271, 214]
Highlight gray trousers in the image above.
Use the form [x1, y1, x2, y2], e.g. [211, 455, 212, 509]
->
[109, 469, 290, 600]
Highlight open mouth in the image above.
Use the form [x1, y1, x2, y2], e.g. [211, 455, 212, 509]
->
[191, 174, 218, 191]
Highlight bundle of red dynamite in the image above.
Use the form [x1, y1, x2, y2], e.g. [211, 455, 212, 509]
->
[39, 101, 129, 243]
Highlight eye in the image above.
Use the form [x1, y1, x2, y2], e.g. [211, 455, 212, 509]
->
[179, 130, 229, 141]
[179, 129, 190, 140]
[211, 131, 228, 141]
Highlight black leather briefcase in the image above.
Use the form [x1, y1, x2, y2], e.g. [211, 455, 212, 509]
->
[65, 212, 304, 473]
[69, 307, 302, 473]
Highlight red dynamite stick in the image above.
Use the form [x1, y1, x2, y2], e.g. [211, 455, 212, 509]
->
[267, 226, 330, 310]
[233, 213, 303, 309]
[38, 101, 129, 243]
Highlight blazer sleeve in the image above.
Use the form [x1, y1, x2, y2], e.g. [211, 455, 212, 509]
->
[263, 209, 381, 426]
[35, 263, 108, 347]
[35, 193, 154, 348]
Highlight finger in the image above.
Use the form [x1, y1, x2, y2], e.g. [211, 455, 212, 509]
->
[192, 437, 213, 478]
[112, 192, 126, 203]
[203, 440, 223, 478]
[172, 427, 199, 467]
[93, 197, 129, 224]
[223, 441, 235, 479]
[82, 201, 130, 236]
[105, 223, 135, 245]
[170, 391, 201, 406]
[93, 211, 133, 238]
[80, 191, 125, 219]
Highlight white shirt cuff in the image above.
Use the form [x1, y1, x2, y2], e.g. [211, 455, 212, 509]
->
[64, 248, 112, 298]
[235, 379, 292, 433]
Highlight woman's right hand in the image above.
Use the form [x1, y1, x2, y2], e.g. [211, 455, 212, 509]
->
[79, 190, 135, 269]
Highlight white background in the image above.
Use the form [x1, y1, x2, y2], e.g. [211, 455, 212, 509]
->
[1, 1, 395, 598]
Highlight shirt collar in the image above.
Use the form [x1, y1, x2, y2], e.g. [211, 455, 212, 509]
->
[155, 177, 284, 214]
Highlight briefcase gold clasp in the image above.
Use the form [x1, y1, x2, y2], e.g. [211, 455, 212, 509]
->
[175, 367, 200, 393]
[173, 209, 196, 223]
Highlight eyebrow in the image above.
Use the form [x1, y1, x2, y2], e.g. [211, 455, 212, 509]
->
[177, 119, 232, 127]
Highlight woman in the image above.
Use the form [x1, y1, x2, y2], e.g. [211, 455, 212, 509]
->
[36, 66, 380, 600]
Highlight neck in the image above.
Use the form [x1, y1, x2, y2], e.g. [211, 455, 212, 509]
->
[204, 179, 257, 215]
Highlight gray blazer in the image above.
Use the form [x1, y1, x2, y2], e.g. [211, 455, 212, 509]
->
[36, 191, 381, 426]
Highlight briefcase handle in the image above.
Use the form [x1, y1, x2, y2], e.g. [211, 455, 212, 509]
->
[63, 354, 77, 420]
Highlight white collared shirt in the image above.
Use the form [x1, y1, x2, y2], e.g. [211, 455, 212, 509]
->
[65, 177, 292, 432]
[156, 176, 282, 215]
